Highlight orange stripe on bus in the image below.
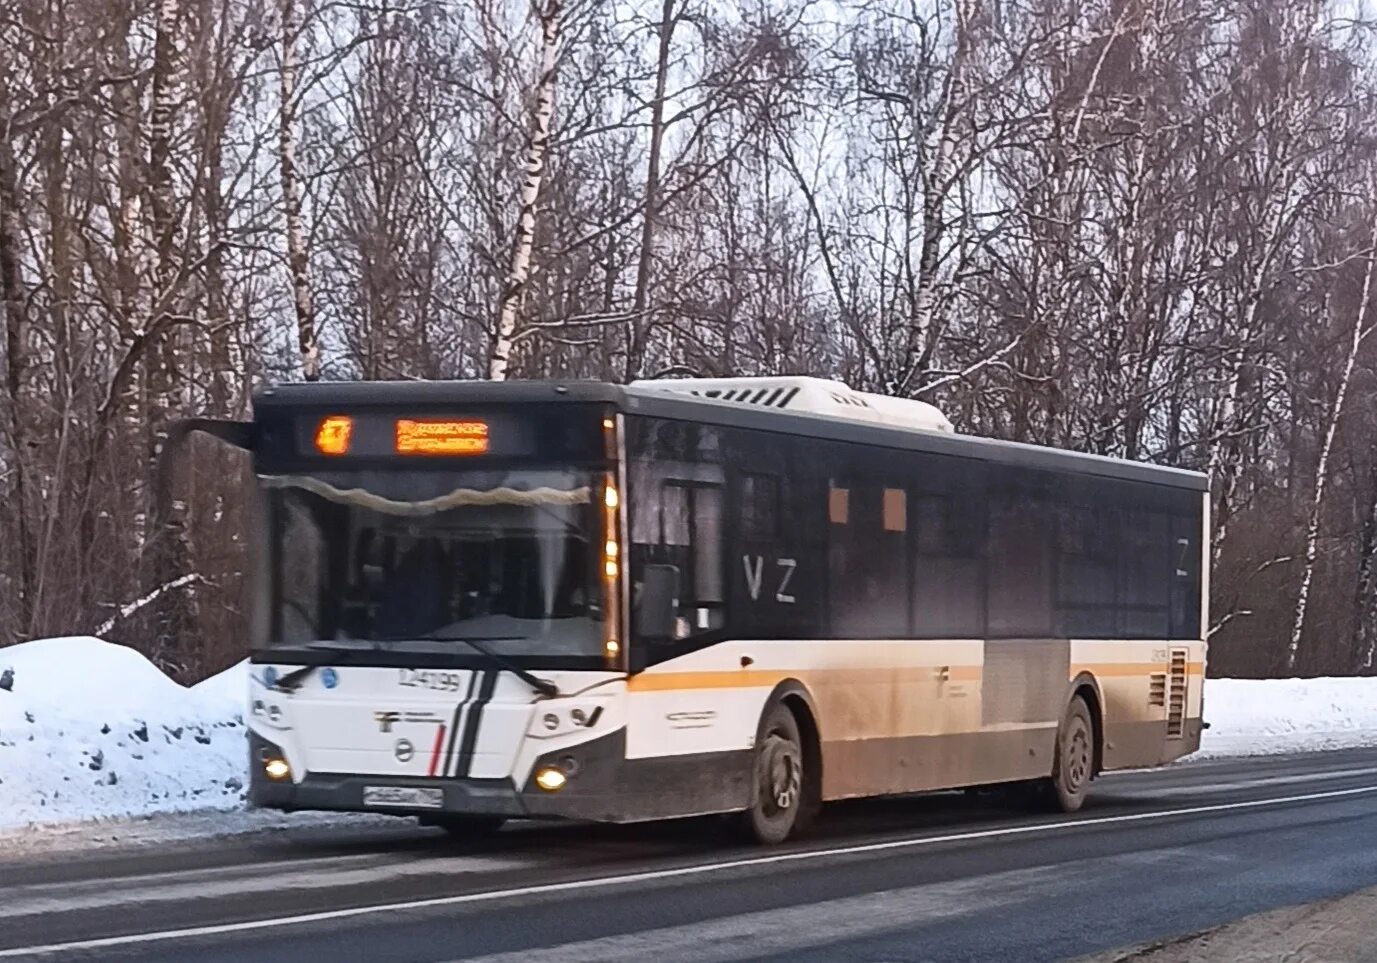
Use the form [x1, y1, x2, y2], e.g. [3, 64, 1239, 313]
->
[1072, 662, 1205, 678]
[627, 665, 983, 692]
[630, 661, 1205, 693]
[628, 670, 783, 692]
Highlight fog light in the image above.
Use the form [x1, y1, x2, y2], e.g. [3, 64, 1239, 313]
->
[264, 757, 291, 781]
[534, 766, 567, 792]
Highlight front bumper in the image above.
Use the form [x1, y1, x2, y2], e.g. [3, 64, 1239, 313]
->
[248, 731, 525, 816]
[247, 729, 751, 823]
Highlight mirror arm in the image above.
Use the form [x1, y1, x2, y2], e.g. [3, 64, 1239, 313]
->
[157, 418, 256, 512]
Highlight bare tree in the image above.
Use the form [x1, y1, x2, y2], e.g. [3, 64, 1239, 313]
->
[1288, 198, 1377, 671]
[281, 0, 317, 381]
[491, 0, 566, 380]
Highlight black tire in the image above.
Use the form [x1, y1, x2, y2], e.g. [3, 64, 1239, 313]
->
[1044, 695, 1095, 813]
[426, 815, 506, 837]
[741, 702, 809, 845]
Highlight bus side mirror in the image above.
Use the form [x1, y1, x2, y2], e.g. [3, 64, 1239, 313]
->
[156, 418, 256, 512]
[635, 564, 679, 641]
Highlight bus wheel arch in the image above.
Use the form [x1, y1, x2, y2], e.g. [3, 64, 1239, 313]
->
[742, 681, 821, 843]
[1069, 673, 1105, 776]
[1045, 692, 1096, 813]
[777, 684, 822, 821]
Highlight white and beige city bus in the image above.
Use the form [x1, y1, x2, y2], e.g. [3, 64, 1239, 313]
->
[182, 376, 1207, 844]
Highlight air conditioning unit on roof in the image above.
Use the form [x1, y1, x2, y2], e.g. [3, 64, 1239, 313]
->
[628, 376, 954, 434]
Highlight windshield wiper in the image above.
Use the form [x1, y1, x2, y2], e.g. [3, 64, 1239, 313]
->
[386, 634, 561, 699]
[272, 664, 316, 692]
[268, 642, 344, 692]
[267, 636, 561, 699]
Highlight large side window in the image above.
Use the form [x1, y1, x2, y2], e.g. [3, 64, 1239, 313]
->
[741, 472, 782, 541]
[1055, 501, 1119, 637]
[671, 482, 725, 617]
[1169, 511, 1202, 639]
[1119, 509, 1171, 638]
[626, 417, 727, 650]
[987, 483, 1053, 637]
[829, 476, 909, 638]
[632, 476, 726, 635]
[913, 488, 986, 637]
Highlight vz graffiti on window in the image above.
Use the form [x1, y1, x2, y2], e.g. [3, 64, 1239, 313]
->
[743, 555, 798, 603]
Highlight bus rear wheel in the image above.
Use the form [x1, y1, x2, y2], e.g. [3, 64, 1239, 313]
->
[742, 703, 808, 845]
[1045, 695, 1094, 813]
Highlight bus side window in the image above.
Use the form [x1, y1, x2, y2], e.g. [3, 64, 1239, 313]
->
[913, 493, 985, 638]
[651, 479, 725, 637]
[1169, 514, 1201, 639]
[741, 472, 782, 540]
[829, 481, 908, 638]
[988, 489, 1053, 637]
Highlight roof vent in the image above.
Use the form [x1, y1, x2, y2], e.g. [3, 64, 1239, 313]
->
[628, 376, 954, 434]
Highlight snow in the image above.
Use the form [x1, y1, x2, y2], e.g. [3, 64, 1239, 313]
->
[3, 636, 1377, 835]
[0, 637, 249, 832]
[1194, 677, 1377, 759]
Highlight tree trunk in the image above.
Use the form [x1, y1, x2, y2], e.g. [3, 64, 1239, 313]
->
[901, 0, 974, 392]
[1287, 208, 1377, 672]
[490, 0, 563, 381]
[280, 0, 317, 381]
[1355, 454, 1377, 672]
[624, 0, 675, 383]
[0, 68, 34, 637]
[145, 0, 197, 666]
[1208, 183, 1292, 565]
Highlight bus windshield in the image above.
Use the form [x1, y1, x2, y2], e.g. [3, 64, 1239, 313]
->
[256, 467, 603, 659]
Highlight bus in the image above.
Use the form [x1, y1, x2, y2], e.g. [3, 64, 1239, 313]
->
[179, 376, 1208, 844]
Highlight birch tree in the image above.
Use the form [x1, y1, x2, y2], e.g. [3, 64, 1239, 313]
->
[1287, 200, 1377, 672]
[280, 0, 317, 381]
[491, 0, 565, 380]
[0, 53, 32, 634]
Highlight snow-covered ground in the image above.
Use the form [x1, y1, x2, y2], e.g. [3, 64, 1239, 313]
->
[1193, 676, 1377, 759]
[3, 637, 1377, 835]
[0, 637, 249, 832]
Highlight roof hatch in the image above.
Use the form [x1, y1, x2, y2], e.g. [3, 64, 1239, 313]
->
[627, 376, 954, 434]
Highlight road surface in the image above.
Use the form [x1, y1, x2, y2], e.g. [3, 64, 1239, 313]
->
[3, 748, 1377, 962]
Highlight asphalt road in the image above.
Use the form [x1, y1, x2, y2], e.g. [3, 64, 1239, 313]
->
[3, 749, 1377, 962]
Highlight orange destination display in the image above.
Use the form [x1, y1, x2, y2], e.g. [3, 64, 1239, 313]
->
[314, 415, 354, 456]
[394, 419, 490, 455]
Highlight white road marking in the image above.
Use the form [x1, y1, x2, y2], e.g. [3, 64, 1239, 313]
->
[452, 861, 1072, 963]
[1, 853, 534, 920]
[1120, 765, 1377, 799]
[2, 783, 1375, 959]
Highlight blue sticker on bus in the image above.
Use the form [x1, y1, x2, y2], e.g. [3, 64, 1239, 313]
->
[321, 668, 339, 689]
[263, 666, 279, 688]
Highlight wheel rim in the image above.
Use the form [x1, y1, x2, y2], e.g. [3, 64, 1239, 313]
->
[759, 731, 801, 817]
[1063, 716, 1091, 793]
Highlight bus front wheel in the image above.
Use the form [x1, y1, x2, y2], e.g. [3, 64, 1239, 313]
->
[742, 703, 808, 844]
[1046, 695, 1094, 813]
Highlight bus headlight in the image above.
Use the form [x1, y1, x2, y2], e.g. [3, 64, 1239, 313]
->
[264, 757, 291, 781]
[534, 767, 567, 792]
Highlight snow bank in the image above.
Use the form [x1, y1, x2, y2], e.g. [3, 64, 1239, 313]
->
[3, 637, 1377, 833]
[1195, 677, 1377, 759]
[0, 637, 247, 831]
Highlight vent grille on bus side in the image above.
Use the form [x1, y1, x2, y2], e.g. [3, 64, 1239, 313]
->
[1148, 673, 1167, 707]
[1166, 649, 1188, 738]
[691, 387, 802, 409]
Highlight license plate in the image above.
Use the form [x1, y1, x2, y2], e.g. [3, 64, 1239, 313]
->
[362, 786, 444, 809]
